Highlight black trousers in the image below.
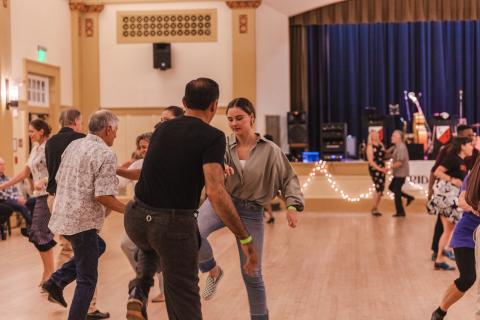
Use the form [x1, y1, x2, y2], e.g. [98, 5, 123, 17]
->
[431, 215, 444, 254]
[453, 247, 476, 292]
[125, 199, 202, 320]
[388, 177, 409, 215]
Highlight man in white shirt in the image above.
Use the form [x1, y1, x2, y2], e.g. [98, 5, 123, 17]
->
[42, 110, 125, 320]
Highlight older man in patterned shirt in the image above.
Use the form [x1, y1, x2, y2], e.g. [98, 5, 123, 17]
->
[42, 110, 125, 320]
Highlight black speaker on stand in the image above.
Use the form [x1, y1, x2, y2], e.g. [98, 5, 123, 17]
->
[287, 111, 308, 161]
[153, 43, 171, 70]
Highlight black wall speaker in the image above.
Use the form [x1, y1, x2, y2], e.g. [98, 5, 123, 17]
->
[153, 43, 171, 70]
[287, 111, 308, 144]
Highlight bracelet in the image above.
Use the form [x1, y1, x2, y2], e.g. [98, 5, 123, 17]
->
[240, 235, 253, 245]
[287, 205, 298, 212]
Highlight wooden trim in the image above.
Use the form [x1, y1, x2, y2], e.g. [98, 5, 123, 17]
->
[226, 0, 261, 9]
[104, 106, 227, 115]
[83, 0, 257, 4]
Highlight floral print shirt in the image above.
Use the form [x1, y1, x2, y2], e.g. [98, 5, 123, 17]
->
[48, 134, 119, 235]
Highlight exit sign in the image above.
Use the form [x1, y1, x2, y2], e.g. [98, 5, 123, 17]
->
[37, 46, 47, 62]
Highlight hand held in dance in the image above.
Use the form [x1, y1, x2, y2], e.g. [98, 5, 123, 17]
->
[240, 242, 258, 276]
[451, 178, 463, 188]
[224, 165, 234, 177]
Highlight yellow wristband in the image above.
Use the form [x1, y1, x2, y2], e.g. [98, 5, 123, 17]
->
[240, 235, 253, 245]
[287, 206, 297, 212]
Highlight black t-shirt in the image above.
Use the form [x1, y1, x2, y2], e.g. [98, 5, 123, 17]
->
[439, 153, 468, 181]
[45, 127, 86, 195]
[135, 116, 225, 209]
[432, 145, 479, 173]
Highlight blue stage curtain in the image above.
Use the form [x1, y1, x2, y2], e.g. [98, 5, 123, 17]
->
[307, 21, 480, 150]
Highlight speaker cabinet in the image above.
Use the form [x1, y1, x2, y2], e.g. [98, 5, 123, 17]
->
[287, 111, 307, 146]
[153, 43, 171, 70]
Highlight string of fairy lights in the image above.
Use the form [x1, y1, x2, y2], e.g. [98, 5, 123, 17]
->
[301, 160, 429, 202]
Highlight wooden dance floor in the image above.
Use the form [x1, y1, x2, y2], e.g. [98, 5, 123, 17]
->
[0, 211, 476, 319]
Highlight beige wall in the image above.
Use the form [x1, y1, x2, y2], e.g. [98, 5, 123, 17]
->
[10, 0, 72, 106]
[99, 1, 233, 107]
[109, 107, 231, 164]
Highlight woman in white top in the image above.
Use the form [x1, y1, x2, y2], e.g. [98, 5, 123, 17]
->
[0, 119, 55, 286]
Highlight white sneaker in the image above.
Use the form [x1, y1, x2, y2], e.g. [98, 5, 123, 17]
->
[202, 267, 224, 300]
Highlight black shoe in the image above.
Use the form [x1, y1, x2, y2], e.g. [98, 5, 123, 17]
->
[371, 211, 382, 217]
[406, 196, 415, 206]
[127, 287, 148, 320]
[431, 308, 446, 320]
[266, 217, 275, 224]
[87, 310, 110, 319]
[392, 213, 406, 218]
[42, 280, 67, 308]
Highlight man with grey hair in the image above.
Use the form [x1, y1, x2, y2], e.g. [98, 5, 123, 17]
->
[43, 110, 125, 320]
[45, 108, 111, 319]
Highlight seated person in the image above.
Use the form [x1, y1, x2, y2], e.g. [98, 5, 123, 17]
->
[0, 157, 32, 228]
[0, 203, 13, 240]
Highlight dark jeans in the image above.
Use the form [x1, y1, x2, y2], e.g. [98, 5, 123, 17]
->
[50, 230, 106, 320]
[125, 199, 202, 320]
[388, 177, 410, 215]
[431, 215, 444, 254]
[4, 199, 32, 225]
[453, 247, 476, 292]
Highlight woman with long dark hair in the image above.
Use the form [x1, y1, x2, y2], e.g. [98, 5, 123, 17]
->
[428, 137, 473, 271]
[197, 97, 304, 320]
[0, 119, 56, 287]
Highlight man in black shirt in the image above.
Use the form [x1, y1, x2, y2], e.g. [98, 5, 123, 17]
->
[45, 108, 110, 320]
[429, 125, 479, 261]
[125, 78, 257, 320]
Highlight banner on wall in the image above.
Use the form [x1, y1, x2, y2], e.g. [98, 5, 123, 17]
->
[402, 160, 435, 196]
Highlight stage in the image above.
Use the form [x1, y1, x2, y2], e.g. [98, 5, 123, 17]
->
[293, 160, 433, 213]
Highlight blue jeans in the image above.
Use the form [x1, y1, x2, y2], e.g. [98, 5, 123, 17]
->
[198, 198, 268, 320]
[51, 230, 106, 320]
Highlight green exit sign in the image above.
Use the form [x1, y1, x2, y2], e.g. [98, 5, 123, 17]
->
[37, 46, 47, 62]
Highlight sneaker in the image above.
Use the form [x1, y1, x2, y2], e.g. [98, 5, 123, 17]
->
[87, 310, 110, 319]
[266, 217, 275, 224]
[442, 250, 455, 261]
[202, 267, 224, 300]
[42, 280, 67, 308]
[371, 211, 382, 217]
[434, 262, 455, 271]
[126, 287, 148, 320]
[431, 252, 438, 262]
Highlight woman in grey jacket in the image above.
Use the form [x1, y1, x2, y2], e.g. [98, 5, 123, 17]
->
[197, 98, 304, 320]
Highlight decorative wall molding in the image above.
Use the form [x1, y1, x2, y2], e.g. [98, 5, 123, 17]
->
[117, 9, 217, 43]
[226, 1, 261, 9]
[69, 2, 104, 13]
[239, 14, 248, 33]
